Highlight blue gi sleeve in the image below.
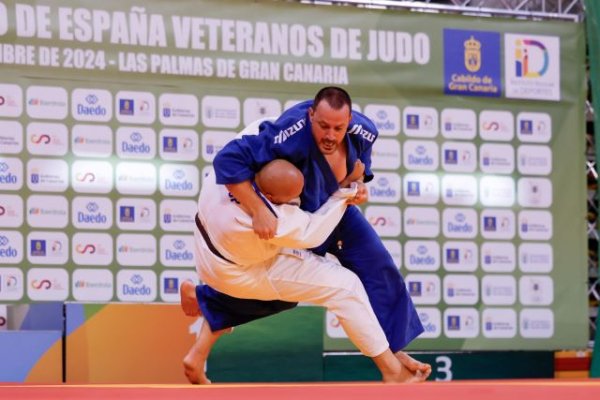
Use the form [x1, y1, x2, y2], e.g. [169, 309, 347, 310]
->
[213, 124, 278, 184]
[213, 105, 310, 185]
[361, 145, 375, 183]
[350, 111, 378, 184]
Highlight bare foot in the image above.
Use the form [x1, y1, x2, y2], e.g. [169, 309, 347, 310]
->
[183, 351, 211, 385]
[183, 319, 233, 385]
[183, 357, 211, 385]
[180, 280, 201, 317]
[381, 362, 423, 384]
[401, 367, 429, 383]
[375, 350, 424, 384]
[395, 351, 431, 381]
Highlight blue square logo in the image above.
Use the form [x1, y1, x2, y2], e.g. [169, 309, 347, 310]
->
[444, 149, 458, 164]
[163, 277, 179, 294]
[520, 120, 533, 134]
[31, 239, 46, 256]
[443, 29, 501, 97]
[484, 216, 497, 231]
[406, 114, 419, 129]
[446, 248, 459, 264]
[163, 136, 178, 153]
[119, 99, 134, 115]
[447, 315, 461, 330]
[409, 281, 422, 297]
[407, 181, 420, 196]
[120, 206, 135, 222]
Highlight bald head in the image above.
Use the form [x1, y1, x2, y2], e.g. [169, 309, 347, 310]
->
[255, 160, 304, 205]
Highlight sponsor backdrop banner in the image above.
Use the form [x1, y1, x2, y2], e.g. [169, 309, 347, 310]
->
[0, 0, 587, 350]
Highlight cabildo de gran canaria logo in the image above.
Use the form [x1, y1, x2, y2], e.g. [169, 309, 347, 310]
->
[464, 36, 481, 72]
[443, 28, 501, 97]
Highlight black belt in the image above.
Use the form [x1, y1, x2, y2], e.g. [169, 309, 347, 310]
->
[195, 214, 233, 264]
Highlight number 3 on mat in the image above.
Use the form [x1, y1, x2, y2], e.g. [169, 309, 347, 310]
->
[435, 356, 453, 381]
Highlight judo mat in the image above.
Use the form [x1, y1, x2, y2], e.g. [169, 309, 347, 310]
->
[1, 380, 599, 400]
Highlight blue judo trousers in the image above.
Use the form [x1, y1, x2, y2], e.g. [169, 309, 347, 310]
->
[196, 100, 423, 352]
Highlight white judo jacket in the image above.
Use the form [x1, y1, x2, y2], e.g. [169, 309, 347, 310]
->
[195, 172, 358, 300]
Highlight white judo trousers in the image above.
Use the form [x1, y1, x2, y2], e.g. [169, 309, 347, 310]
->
[195, 172, 389, 358]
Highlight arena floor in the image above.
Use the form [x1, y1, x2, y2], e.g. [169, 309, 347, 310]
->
[1, 380, 599, 400]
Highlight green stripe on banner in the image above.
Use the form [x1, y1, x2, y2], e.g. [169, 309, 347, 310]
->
[586, 0, 600, 378]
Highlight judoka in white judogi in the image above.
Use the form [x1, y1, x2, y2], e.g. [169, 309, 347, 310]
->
[195, 167, 389, 358]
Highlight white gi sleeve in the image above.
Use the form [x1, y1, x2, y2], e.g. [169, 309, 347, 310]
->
[232, 184, 358, 248]
[266, 184, 359, 249]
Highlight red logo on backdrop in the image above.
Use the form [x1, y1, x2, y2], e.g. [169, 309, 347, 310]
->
[31, 279, 52, 289]
[369, 217, 387, 226]
[76, 172, 96, 182]
[76, 244, 96, 254]
[31, 134, 51, 144]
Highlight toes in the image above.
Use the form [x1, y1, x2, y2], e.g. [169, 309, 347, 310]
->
[184, 366, 200, 384]
[184, 361, 209, 384]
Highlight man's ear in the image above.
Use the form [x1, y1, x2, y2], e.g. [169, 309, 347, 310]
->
[308, 107, 314, 122]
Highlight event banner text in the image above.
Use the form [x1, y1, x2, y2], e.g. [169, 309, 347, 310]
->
[0, 2, 430, 84]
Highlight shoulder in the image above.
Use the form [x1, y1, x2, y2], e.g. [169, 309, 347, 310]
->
[266, 100, 311, 147]
[347, 110, 378, 146]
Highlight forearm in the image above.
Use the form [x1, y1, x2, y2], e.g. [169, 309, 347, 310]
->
[225, 181, 266, 217]
[269, 201, 346, 249]
[270, 186, 357, 248]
